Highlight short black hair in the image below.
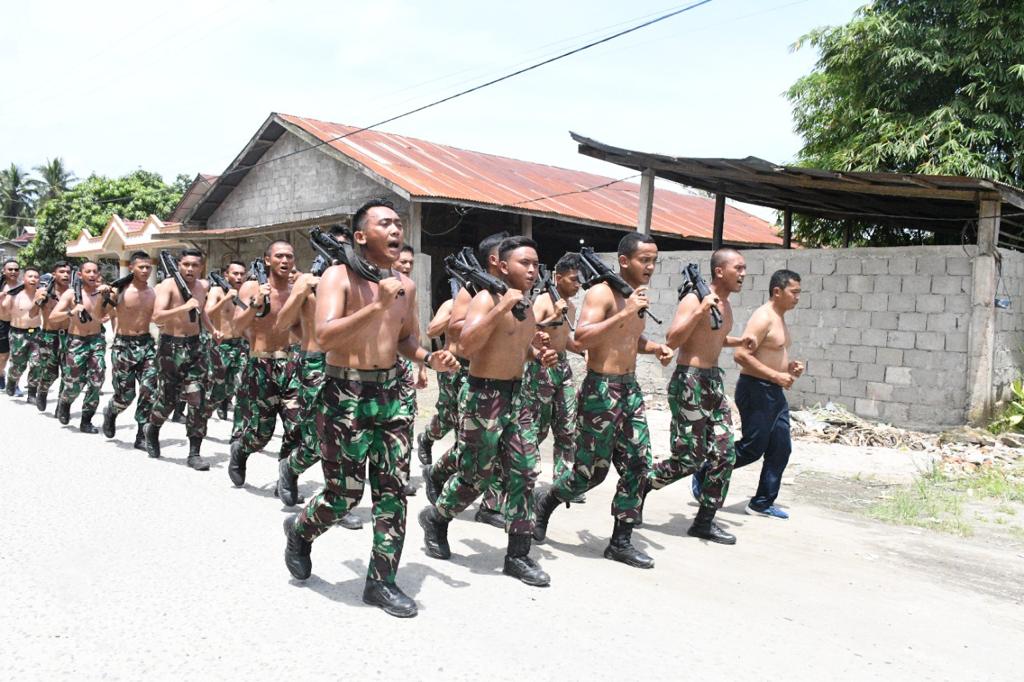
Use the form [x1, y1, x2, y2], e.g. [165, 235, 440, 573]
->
[497, 236, 538, 262]
[264, 240, 292, 257]
[23, 266, 39, 276]
[769, 269, 801, 296]
[52, 260, 70, 271]
[2, 258, 17, 268]
[617, 232, 656, 257]
[478, 231, 510, 263]
[179, 248, 204, 261]
[81, 260, 99, 270]
[554, 252, 581, 274]
[353, 198, 396, 232]
[328, 223, 352, 241]
[227, 260, 246, 270]
[710, 248, 741, 280]
[129, 251, 151, 264]
[400, 243, 415, 255]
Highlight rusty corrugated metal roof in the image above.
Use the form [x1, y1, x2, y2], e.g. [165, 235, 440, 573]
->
[277, 114, 782, 246]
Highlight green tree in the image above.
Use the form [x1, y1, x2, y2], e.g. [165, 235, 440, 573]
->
[33, 157, 77, 206]
[18, 170, 186, 270]
[0, 163, 40, 238]
[786, 0, 1024, 246]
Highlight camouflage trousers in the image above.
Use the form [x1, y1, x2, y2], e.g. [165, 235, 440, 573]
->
[107, 334, 157, 425]
[398, 357, 416, 444]
[436, 377, 539, 535]
[149, 335, 208, 439]
[30, 330, 66, 396]
[295, 368, 413, 584]
[6, 326, 39, 391]
[203, 337, 249, 419]
[520, 353, 577, 481]
[648, 366, 736, 509]
[429, 366, 504, 512]
[60, 334, 107, 413]
[232, 355, 299, 456]
[424, 359, 465, 442]
[550, 371, 652, 524]
[284, 352, 326, 476]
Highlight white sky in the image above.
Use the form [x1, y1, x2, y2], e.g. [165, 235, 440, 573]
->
[1, 0, 865, 220]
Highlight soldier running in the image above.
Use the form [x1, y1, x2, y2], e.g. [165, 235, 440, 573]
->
[532, 233, 673, 569]
[1, 266, 42, 399]
[283, 198, 457, 618]
[100, 252, 157, 449]
[50, 261, 111, 433]
[203, 261, 249, 422]
[31, 261, 71, 412]
[0, 259, 20, 391]
[228, 241, 300, 489]
[144, 248, 217, 469]
[645, 247, 755, 544]
[419, 235, 556, 587]
[393, 243, 426, 497]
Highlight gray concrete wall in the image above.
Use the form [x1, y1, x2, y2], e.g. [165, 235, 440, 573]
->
[606, 245, 1002, 431]
[993, 248, 1024, 402]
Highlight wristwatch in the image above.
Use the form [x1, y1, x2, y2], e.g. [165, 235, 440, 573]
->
[423, 351, 433, 366]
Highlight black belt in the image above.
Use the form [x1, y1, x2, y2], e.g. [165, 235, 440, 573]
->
[218, 337, 246, 345]
[467, 376, 521, 393]
[69, 333, 103, 340]
[160, 334, 200, 344]
[10, 326, 39, 334]
[325, 364, 400, 383]
[116, 333, 152, 340]
[587, 370, 635, 384]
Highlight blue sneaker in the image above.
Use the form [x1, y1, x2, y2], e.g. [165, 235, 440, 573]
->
[745, 503, 789, 519]
[690, 476, 702, 502]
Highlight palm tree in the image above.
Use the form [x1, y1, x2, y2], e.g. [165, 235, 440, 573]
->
[33, 157, 76, 205]
[0, 163, 39, 229]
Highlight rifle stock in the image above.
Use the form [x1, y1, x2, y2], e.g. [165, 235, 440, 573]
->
[308, 227, 405, 296]
[209, 271, 247, 309]
[159, 251, 199, 324]
[249, 260, 272, 318]
[71, 268, 93, 323]
[576, 247, 662, 324]
[678, 263, 722, 330]
[446, 247, 528, 321]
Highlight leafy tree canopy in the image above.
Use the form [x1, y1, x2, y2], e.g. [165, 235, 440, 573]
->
[787, 0, 1024, 246]
[18, 170, 186, 270]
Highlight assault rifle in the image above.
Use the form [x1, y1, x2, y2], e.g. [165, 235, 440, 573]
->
[534, 264, 575, 331]
[3, 281, 26, 297]
[35, 273, 57, 308]
[678, 263, 722, 330]
[445, 247, 528, 321]
[576, 247, 662, 324]
[308, 227, 405, 296]
[249, 259, 272, 318]
[159, 250, 198, 324]
[71, 267, 93, 323]
[209, 271, 248, 309]
[102, 272, 135, 308]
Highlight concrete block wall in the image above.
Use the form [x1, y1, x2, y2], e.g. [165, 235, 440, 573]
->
[993, 248, 1024, 401]
[612, 245, 989, 430]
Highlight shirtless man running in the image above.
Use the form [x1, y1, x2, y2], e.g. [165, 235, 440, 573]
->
[145, 248, 217, 469]
[420, 235, 556, 587]
[203, 260, 249, 422]
[32, 262, 71, 412]
[283, 198, 457, 618]
[533, 232, 673, 569]
[228, 241, 300, 489]
[101, 252, 157, 449]
[2, 266, 42, 399]
[0, 259, 20, 391]
[51, 261, 110, 433]
[694, 268, 804, 519]
[645, 248, 755, 545]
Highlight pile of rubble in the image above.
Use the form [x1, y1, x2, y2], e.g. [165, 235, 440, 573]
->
[791, 403, 1024, 474]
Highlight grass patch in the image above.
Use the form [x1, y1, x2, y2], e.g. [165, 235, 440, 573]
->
[868, 467, 973, 537]
[953, 466, 1024, 503]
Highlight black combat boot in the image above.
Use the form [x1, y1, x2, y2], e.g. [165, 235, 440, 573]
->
[277, 457, 300, 507]
[532, 490, 561, 543]
[416, 432, 433, 465]
[338, 511, 363, 530]
[283, 515, 312, 580]
[363, 579, 418, 618]
[171, 400, 186, 423]
[687, 505, 736, 545]
[403, 481, 417, 497]
[4, 382, 15, 397]
[102, 404, 117, 438]
[217, 399, 229, 421]
[503, 533, 550, 587]
[475, 507, 504, 529]
[228, 440, 247, 487]
[35, 388, 47, 412]
[604, 518, 655, 569]
[144, 423, 161, 458]
[133, 424, 146, 451]
[26, 386, 36, 403]
[186, 437, 210, 471]
[418, 506, 451, 560]
[56, 400, 71, 425]
[422, 464, 442, 505]
[79, 410, 99, 434]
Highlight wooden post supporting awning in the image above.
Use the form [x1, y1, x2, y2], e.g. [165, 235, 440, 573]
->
[712, 194, 726, 251]
[637, 168, 655, 235]
[783, 209, 792, 249]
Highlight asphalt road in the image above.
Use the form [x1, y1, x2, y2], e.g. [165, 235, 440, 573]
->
[1, 385, 1021, 681]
